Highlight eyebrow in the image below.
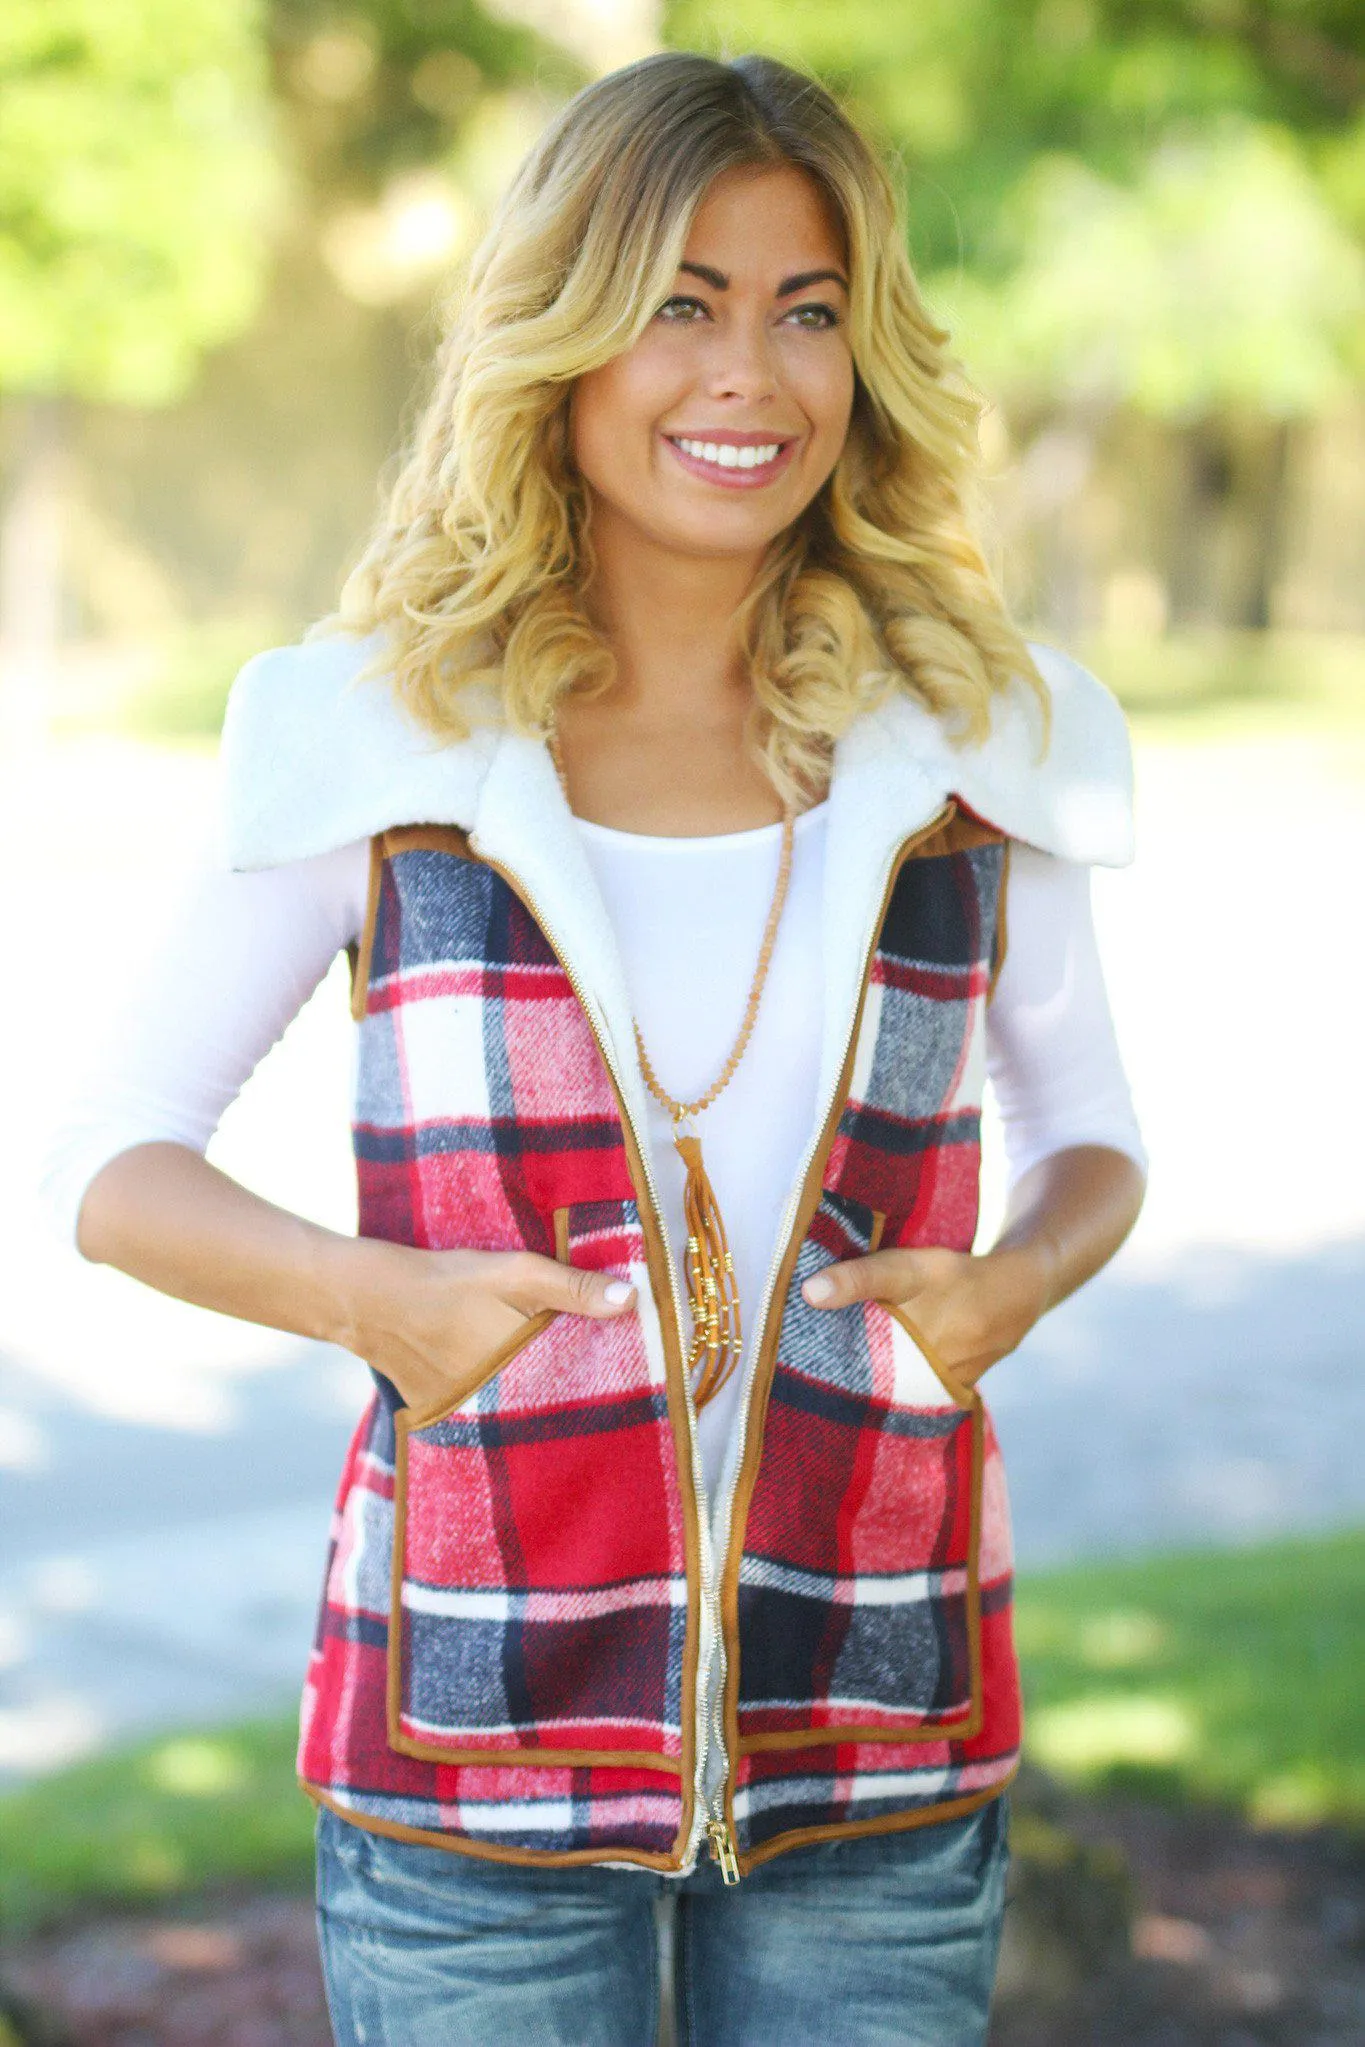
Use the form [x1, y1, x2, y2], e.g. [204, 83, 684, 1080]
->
[678, 261, 850, 297]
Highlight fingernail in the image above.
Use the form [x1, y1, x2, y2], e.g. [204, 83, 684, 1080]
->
[603, 1279, 634, 1306]
[804, 1273, 833, 1304]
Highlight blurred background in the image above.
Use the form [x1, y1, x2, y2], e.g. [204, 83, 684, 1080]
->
[0, 2, 1362, 2042]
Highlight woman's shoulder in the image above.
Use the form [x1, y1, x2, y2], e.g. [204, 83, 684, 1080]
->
[217, 626, 500, 873]
[947, 638, 1134, 868]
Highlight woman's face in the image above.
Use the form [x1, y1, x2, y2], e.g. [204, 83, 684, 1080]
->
[569, 161, 856, 566]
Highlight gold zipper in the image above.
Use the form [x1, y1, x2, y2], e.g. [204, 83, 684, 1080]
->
[466, 833, 725, 1872]
[707, 800, 958, 1852]
[470, 797, 955, 1883]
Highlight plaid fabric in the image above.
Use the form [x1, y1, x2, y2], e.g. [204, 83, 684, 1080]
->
[297, 836, 692, 1859]
[731, 838, 1020, 1853]
[298, 1393, 685, 1855]
[299, 825, 1023, 1867]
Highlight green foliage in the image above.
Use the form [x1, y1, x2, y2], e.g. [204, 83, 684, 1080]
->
[269, 0, 585, 204]
[0, 1718, 315, 1937]
[933, 122, 1365, 417]
[663, 0, 1365, 415]
[0, 0, 286, 404]
[1015, 1526, 1365, 1829]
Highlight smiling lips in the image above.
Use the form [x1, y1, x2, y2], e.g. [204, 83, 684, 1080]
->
[663, 431, 799, 489]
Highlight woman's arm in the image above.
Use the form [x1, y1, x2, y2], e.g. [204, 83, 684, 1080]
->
[56, 839, 635, 1414]
[800, 844, 1147, 1388]
[43, 837, 372, 1251]
[77, 1139, 636, 1415]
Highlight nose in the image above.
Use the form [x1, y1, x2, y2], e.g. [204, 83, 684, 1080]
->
[700, 310, 781, 404]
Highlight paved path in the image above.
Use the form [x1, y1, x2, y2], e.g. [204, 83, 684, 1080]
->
[2, 727, 1361, 1784]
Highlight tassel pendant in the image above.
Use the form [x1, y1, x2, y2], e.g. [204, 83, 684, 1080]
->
[674, 1123, 741, 1411]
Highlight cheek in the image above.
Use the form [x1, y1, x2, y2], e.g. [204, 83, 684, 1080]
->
[571, 353, 672, 485]
[807, 354, 856, 448]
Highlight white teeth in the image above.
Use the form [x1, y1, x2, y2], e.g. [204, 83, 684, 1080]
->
[674, 437, 783, 470]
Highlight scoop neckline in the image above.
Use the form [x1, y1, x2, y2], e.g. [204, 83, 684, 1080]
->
[572, 797, 829, 852]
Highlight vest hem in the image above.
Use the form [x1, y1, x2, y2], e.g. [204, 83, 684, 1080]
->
[733, 1757, 1023, 1876]
[298, 1764, 1020, 1877]
[299, 1779, 693, 1872]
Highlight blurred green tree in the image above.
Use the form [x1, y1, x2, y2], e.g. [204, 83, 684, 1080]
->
[665, 0, 1365, 626]
[0, 0, 586, 738]
[0, 0, 284, 736]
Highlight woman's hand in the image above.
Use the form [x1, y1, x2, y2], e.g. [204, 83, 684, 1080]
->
[800, 1144, 1148, 1397]
[801, 1243, 1053, 1395]
[339, 1238, 636, 1417]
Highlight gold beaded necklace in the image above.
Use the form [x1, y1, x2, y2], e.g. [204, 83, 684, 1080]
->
[547, 726, 796, 1412]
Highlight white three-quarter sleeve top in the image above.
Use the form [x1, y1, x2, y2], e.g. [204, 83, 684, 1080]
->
[38, 800, 1145, 1502]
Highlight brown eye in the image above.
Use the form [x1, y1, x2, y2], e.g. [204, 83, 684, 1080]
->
[656, 295, 708, 321]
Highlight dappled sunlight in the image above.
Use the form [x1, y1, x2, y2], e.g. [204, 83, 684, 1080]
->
[1029, 1691, 1200, 1776]
[1077, 1608, 1169, 1669]
[1017, 1529, 1365, 1827]
[119, 1837, 189, 1893]
[143, 1736, 252, 1799]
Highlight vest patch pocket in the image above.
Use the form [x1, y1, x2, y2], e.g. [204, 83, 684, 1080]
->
[386, 1200, 689, 1773]
[736, 1201, 985, 1750]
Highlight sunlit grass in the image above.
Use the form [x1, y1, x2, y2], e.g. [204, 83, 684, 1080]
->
[0, 1717, 314, 1937]
[1016, 1525, 1365, 1829]
[0, 1528, 1361, 1934]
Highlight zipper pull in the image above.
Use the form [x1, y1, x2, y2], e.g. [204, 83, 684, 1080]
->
[706, 1814, 741, 1885]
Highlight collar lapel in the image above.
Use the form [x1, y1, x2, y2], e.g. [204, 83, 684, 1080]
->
[467, 725, 657, 1140]
[816, 692, 954, 1103]
[467, 696, 956, 1141]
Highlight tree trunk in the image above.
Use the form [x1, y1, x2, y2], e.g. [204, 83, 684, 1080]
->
[1166, 421, 1234, 629]
[1238, 417, 1293, 632]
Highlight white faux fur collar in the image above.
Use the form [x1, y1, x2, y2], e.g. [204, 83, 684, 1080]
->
[217, 624, 1134, 874]
[216, 625, 1134, 1124]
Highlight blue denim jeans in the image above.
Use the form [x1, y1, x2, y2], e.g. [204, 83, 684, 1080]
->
[314, 1790, 1012, 2046]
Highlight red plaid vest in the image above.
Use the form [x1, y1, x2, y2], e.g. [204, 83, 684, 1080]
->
[296, 803, 1023, 1875]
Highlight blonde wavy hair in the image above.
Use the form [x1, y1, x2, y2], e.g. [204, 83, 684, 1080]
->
[309, 49, 1048, 804]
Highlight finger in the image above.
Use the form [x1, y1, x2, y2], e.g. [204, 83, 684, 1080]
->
[801, 1249, 926, 1310]
[499, 1251, 636, 1318]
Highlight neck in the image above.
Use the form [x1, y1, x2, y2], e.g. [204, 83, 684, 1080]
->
[581, 499, 769, 727]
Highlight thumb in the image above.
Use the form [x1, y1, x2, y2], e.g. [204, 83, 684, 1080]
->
[503, 1252, 636, 1319]
[802, 1249, 925, 1310]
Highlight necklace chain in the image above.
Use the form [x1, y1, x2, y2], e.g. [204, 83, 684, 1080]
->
[544, 726, 796, 1127]
[545, 721, 797, 1412]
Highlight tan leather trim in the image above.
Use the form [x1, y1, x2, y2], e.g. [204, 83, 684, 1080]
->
[448, 847, 703, 1869]
[719, 802, 957, 1849]
[738, 1292, 985, 1752]
[386, 1202, 675, 1770]
[739, 1719, 972, 1754]
[349, 834, 386, 1022]
[608, 1050, 704, 1861]
[733, 1760, 1020, 1877]
[902, 808, 1003, 861]
[879, 1301, 978, 1414]
[987, 835, 1011, 1004]
[382, 1737, 684, 1772]
[867, 1209, 887, 1255]
[302, 1781, 688, 1871]
[381, 822, 475, 859]
[885, 1300, 985, 1741]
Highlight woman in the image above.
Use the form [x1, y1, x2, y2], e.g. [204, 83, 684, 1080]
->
[42, 49, 1147, 2047]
